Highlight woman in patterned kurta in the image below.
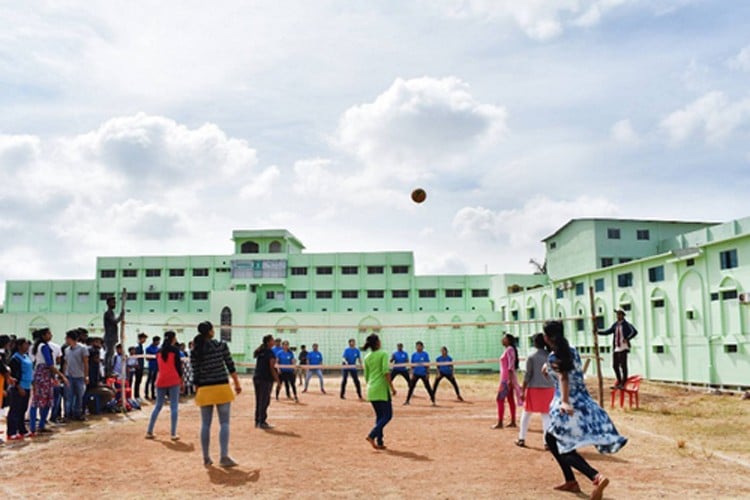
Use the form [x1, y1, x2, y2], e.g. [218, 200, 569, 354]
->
[30, 328, 68, 434]
[542, 320, 626, 500]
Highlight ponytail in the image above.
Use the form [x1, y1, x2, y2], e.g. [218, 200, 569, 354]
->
[192, 321, 213, 362]
[254, 334, 274, 358]
[161, 330, 176, 361]
[361, 333, 380, 352]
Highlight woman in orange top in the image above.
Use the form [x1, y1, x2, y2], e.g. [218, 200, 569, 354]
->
[145, 330, 183, 440]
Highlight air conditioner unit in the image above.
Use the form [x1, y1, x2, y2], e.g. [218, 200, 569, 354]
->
[739, 293, 750, 304]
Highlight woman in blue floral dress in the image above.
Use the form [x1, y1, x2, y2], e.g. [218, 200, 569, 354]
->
[543, 320, 627, 500]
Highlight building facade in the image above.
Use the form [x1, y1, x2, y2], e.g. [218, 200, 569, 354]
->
[2, 218, 749, 386]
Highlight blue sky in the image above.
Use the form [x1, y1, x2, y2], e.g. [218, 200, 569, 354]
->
[1, 0, 749, 299]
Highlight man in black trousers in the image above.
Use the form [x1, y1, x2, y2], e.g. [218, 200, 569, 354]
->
[103, 297, 123, 377]
[132, 333, 148, 400]
[598, 309, 638, 389]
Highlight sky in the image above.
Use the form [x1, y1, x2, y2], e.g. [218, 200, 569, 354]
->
[1, 0, 750, 301]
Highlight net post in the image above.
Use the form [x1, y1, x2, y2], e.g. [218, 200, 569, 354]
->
[589, 286, 604, 406]
[119, 287, 128, 415]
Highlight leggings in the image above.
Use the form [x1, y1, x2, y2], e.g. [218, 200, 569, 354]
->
[433, 373, 461, 398]
[545, 432, 599, 483]
[406, 374, 434, 403]
[496, 386, 516, 423]
[369, 399, 393, 446]
[340, 370, 362, 398]
[276, 371, 298, 399]
[200, 403, 231, 461]
[390, 370, 410, 386]
[519, 411, 550, 443]
[147, 384, 180, 436]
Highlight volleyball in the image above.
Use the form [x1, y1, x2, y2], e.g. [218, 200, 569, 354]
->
[411, 188, 427, 204]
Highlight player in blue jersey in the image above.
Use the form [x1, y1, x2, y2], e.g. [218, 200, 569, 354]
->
[433, 346, 463, 402]
[340, 339, 363, 399]
[404, 341, 435, 406]
[303, 343, 325, 393]
[275, 341, 298, 402]
[390, 343, 410, 388]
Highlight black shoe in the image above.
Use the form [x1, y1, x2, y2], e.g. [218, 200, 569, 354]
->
[259, 423, 274, 430]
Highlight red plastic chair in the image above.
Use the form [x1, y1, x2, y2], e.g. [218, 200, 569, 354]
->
[610, 375, 641, 409]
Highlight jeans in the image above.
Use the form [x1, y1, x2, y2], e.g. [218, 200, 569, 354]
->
[613, 351, 628, 385]
[200, 403, 231, 461]
[304, 369, 324, 391]
[29, 406, 50, 432]
[64, 377, 86, 419]
[254, 378, 274, 425]
[147, 384, 181, 436]
[368, 399, 393, 446]
[340, 369, 362, 398]
[7, 386, 30, 436]
[145, 368, 158, 399]
[406, 374, 434, 403]
[546, 432, 599, 482]
[52, 384, 64, 421]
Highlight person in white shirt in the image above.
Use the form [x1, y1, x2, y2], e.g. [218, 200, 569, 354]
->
[597, 310, 638, 389]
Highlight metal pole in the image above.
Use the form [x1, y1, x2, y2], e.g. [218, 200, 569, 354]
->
[589, 286, 604, 406]
[119, 288, 127, 414]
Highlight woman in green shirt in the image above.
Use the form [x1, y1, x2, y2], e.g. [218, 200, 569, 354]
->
[363, 334, 397, 450]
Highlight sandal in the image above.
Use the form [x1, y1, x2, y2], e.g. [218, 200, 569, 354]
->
[590, 474, 609, 500]
[553, 481, 581, 493]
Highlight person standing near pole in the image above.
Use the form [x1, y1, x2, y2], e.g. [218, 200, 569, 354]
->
[103, 297, 123, 378]
[133, 333, 148, 400]
[362, 333, 396, 450]
[340, 338, 363, 400]
[144, 336, 161, 400]
[597, 309, 638, 389]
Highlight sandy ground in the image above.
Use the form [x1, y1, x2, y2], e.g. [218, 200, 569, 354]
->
[1, 375, 749, 499]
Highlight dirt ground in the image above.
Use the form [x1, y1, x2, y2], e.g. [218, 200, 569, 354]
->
[1, 374, 749, 499]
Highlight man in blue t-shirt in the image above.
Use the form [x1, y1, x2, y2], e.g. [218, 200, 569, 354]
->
[390, 343, 410, 387]
[433, 346, 463, 402]
[275, 340, 298, 402]
[340, 338, 362, 400]
[405, 341, 435, 406]
[303, 343, 325, 393]
[144, 336, 160, 400]
[272, 337, 284, 396]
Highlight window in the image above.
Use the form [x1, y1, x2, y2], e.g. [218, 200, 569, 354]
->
[445, 289, 463, 298]
[290, 267, 308, 276]
[722, 290, 738, 300]
[316, 290, 333, 299]
[100, 269, 116, 278]
[600, 258, 614, 268]
[391, 265, 409, 274]
[725, 344, 739, 354]
[419, 289, 437, 298]
[268, 241, 282, 253]
[617, 272, 633, 288]
[126, 292, 137, 301]
[341, 290, 359, 299]
[341, 266, 358, 275]
[710, 292, 719, 301]
[265, 291, 276, 300]
[192, 292, 209, 300]
[511, 310, 519, 321]
[471, 289, 489, 298]
[619, 258, 632, 264]
[167, 292, 184, 301]
[240, 241, 259, 254]
[621, 303, 632, 311]
[575, 283, 584, 296]
[653, 299, 665, 308]
[527, 307, 536, 319]
[33, 292, 45, 303]
[220, 306, 232, 342]
[595, 316, 605, 329]
[607, 228, 621, 239]
[215, 267, 231, 273]
[291, 291, 308, 299]
[367, 290, 385, 299]
[169, 268, 185, 277]
[122, 269, 137, 278]
[316, 266, 333, 275]
[99, 293, 112, 301]
[145, 292, 161, 301]
[636, 229, 650, 240]
[11, 292, 23, 303]
[145, 269, 161, 278]
[576, 319, 585, 331]
[550, 242, 557, 249]
[720, 249, 738, 270]
[192, 268, 209, 277]
[367, 266, 385, 274]
[648, 265, 665, 283]
[594, 278, 605, 292]
[556, 288, 564, 299]
[55, 292, 67, 303]
[653, 345, 665, 354]
[392, 290, 409, 298]
[686, 258, 695, 267]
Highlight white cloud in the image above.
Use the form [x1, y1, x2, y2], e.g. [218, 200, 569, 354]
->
[239, 166, 281, 199]
[728, 45, 750, 72]
[453, 195, 620, 250]
[610, 119, 640, 145]
[436, 0, 636, 40]
[335, 76, 507, 184]
[660, 91, 750, 144]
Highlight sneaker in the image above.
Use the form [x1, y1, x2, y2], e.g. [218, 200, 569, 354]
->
[591, 474, 609, 500]
[8, 434, 24, 441]
[515, 439, 526, 447]
[321, 389, 326, 394]
[259, 423, 274, 430]
[553, 481, 581, 493]
[219, 457, 238, 468]
[170, 435, 180, 441]
[145, 433, 155, 439]
[403, 401, 410, 406]
[203, 457, 213, 467]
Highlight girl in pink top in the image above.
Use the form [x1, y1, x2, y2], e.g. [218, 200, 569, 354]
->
[492, 334, 522, 429]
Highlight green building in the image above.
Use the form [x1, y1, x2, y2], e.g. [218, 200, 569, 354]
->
[2, 218, 749, 387]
